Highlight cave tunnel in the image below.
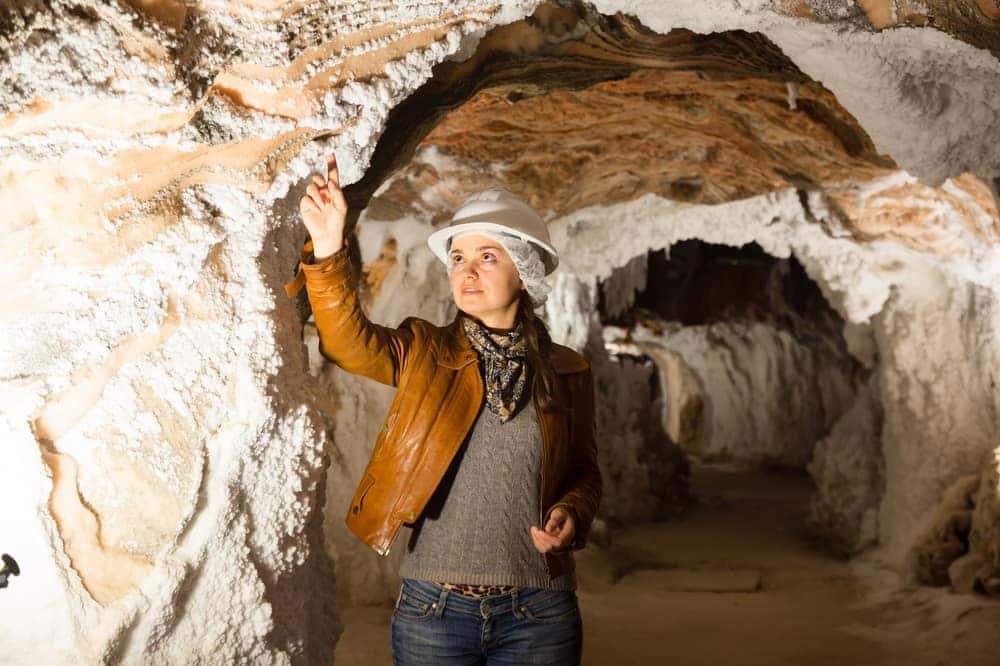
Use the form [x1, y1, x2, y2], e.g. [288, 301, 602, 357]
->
[597, 240, 868, 472]
[4, 0, 1000, 664]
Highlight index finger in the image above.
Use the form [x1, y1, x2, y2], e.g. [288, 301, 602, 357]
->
[326, 153, 338, 181]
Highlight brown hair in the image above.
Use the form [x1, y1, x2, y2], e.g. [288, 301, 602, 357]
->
[515, 289, 562, 412]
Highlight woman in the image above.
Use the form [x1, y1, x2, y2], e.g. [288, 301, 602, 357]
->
[286, 153, 601, 665]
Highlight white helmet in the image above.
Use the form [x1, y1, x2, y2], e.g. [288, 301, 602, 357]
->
[426, 187, 559, 275]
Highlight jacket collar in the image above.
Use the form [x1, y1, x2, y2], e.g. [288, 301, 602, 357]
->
[435, 314, 479, 369]
[435, 313, 588, 374]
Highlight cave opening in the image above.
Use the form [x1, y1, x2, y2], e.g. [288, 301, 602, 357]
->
[596, 238, 868, 472]
[600, 239, 841, 333]
[584, 234, 877, 570]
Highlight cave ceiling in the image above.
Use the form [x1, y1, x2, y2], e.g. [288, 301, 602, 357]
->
[2, 0, 998, 274]
[360, 3, 1000, 258]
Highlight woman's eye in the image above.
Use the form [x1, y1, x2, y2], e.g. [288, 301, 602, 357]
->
[482, 252, 496, 261]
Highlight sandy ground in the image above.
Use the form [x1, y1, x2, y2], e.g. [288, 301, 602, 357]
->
[333, 462, 1000, 665]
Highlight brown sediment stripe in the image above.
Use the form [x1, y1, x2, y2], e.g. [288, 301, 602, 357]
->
[214, 9, 496, 118]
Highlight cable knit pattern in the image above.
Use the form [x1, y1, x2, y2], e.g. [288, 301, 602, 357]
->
[398, 398, 576, 591]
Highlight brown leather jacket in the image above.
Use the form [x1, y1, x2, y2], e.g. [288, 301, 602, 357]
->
[286, 240, 602, 579]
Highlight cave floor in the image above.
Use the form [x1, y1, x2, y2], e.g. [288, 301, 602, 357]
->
[332, 462, 1000, 665]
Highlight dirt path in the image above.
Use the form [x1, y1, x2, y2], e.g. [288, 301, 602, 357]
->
[333, 462, 1000, 665]
[573, 462, 886, 665]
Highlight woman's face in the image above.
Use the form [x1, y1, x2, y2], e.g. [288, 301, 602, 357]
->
[448, 232, 523, 328]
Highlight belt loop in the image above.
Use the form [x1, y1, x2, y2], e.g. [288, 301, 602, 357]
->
[435, 584, 448, 617]
[512, 587, 522, 618]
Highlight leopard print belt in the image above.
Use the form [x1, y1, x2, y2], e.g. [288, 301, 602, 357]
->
[439, 582, 517, 599]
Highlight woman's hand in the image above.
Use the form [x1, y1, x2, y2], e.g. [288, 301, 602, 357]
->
[530, 507, 576, 554]
[299, 152, 348, 259]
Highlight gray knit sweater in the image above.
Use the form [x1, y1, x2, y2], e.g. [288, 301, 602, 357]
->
[397, 398, 576, 590]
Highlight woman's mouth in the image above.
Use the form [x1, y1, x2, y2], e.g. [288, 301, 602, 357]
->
[462, 288, 482, 294]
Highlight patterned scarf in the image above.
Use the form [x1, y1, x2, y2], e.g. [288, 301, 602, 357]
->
[461, 314, 530, 423]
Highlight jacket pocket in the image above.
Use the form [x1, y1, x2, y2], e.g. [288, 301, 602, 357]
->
[350, 473, 376, 517]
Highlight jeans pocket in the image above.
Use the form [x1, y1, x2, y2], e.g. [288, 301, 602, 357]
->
[393, 587, 437, 622]
[519, 591, 580, 624]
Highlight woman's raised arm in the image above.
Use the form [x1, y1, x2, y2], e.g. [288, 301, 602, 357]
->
[286, 153, 420, 387]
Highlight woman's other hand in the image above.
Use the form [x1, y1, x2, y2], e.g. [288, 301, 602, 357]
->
[299, 152, 348, 259]
[530, 507, 576, 554]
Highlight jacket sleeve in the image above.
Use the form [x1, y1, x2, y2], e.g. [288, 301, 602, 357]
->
[286, 239, 418, 387]
[546, 367, 602, 551]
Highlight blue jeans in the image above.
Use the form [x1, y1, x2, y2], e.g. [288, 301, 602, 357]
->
[390, 578, 582, 665]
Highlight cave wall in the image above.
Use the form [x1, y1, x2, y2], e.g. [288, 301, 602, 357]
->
[806, 377, 884, 556]
[874, 276, 1000, 568]
[638, 319, 859, 469]
[3, 0, 1000, 662]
